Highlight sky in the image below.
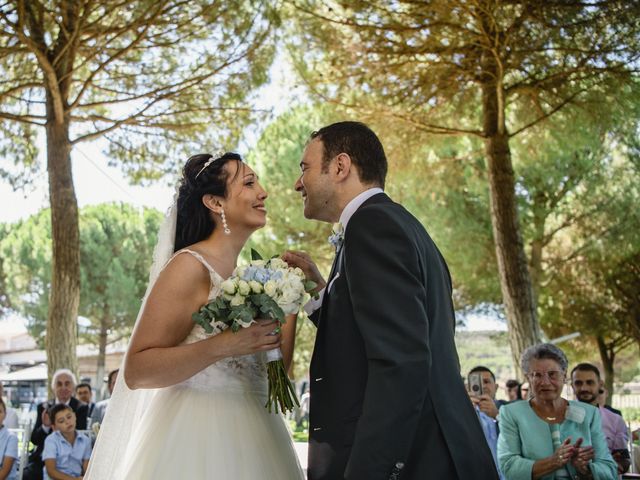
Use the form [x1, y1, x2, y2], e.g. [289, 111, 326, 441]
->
[0, 141, 175, 223]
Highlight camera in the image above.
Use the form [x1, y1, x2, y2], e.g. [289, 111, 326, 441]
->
[468, 372, 483, 397]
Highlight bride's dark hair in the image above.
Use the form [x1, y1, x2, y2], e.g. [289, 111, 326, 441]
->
[174, 152, 243, 251]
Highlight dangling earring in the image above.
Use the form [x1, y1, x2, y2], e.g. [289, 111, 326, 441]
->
[220, 208, 231, 235]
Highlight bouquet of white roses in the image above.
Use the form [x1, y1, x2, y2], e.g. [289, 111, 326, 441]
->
[192, 249, 316, 414]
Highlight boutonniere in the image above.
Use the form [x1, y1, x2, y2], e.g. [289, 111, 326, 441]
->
[328, 222, 345, 251]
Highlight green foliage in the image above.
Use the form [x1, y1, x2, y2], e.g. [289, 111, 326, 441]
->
[0, 209, 53, 342]
[621, 408, 640, 425]
[0, 203, 162, 347]
[289, 419, 309, 442]
[386, 136, 501, 308]
[285, 0, 640, 373]
[77, 204, 163, 346]
[0, 0, 280, 180]
[286, 1, 640, 137]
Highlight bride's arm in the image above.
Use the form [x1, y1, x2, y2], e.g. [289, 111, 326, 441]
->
[280, 313, 297, 372]
[125, 254, 281, 390]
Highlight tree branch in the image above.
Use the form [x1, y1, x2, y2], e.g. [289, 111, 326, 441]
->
[0, 110, 45, 125]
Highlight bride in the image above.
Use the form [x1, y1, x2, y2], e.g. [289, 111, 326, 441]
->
[85, 153, 304, 479]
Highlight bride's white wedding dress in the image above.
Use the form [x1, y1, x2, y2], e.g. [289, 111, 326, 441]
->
[89, 249, 304, 479]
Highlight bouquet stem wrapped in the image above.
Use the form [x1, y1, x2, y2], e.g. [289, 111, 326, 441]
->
[193, 249, 315, 414]
[265, 348, 298, 413]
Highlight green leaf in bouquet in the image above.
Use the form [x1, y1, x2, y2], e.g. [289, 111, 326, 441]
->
[250, 248, 263, 261]
[228, 304, 257, 332]
[206, 296, 227, 314]
[250, 294, 285, 322]
[192, 297, 232, 333]
[304, 280, 317, 292]
[192, 311, 215, 334]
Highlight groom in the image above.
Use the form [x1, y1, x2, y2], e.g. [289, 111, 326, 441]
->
[284, 122, 499, 480]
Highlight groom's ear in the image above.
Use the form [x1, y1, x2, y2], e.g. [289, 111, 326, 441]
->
[202, 194, 224, 214]
[334, 152, 352, 181]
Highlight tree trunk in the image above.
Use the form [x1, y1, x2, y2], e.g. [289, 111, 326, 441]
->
[528, 196, 547, 305]
[96, 319, 108, 401]
[596, 335, 615, 399]
[45, 96, 80, 396]
[480, 14, 541, 378]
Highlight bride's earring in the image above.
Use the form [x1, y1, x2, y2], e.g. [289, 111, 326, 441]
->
[220, 208, 231, 235]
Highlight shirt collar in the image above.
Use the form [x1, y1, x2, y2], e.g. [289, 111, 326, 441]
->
[339, 187, 383, 229]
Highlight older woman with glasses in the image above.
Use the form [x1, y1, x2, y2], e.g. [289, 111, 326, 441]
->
[497, 343, 616, 480]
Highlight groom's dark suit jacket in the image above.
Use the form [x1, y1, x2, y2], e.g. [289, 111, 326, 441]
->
[308, 193, 499, 480]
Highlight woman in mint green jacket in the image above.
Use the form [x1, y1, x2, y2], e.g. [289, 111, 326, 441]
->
[497, 344, 617, 480]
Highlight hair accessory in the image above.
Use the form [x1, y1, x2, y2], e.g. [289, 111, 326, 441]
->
[195, 150, 226, 179]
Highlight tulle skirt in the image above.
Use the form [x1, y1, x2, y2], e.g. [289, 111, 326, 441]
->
[117, 385, 304, 479]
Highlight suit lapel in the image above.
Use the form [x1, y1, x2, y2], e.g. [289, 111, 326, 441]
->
[319, 193, 392, 313]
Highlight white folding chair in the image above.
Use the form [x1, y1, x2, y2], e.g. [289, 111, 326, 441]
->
[8, 427, 27, 480]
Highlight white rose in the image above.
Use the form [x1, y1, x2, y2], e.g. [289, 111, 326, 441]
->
[221, 278, 236, 295]
[249, 280, 262, 293]
[251, 259, 265, 267]
[264, 280, 277, 297]
[293, 267, 305, 279]
[230, 294, 245, 307]
[279, 284, 300, 305]
[269, 258, 287, 270]
[238, 280, 251, 296]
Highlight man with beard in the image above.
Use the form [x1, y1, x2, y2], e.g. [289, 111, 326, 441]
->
[284, 121, 499, 480]
[570, 363, 630, 476]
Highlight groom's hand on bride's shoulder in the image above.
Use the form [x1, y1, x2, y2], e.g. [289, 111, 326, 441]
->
[281, 250, 326, 292]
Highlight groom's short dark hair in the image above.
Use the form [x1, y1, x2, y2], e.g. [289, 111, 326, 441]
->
[310, 121, 387, 188]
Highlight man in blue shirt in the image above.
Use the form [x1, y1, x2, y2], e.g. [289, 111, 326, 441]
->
[468, 366, 505, 480]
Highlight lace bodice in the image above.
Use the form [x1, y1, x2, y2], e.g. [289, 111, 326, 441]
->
[174, 249, 267, 395]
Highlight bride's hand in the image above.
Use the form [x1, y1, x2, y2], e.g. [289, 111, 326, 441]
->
[282, 250, 326, 292]
[220, 319, 281, 356]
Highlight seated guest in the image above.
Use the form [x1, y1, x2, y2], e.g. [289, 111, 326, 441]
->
[0, 384, 19, 429]
[24, 369, 89, 480]
[571, 363, 630, 475]
[506, 379, 522, 402]
[42, 404, 91, 480]
[519, 381, 531, 400]
[597, 386, 623, 417]
[468, 365, 506, 420]
[0, 398, 19, 480]
[75, 383, 95, 424]
[90, 369, 119, 427]
[468, 367, 504, 479]
[497, 343, 617, 479]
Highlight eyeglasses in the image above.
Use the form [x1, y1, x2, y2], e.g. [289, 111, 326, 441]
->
[527, 370, 564, 382]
